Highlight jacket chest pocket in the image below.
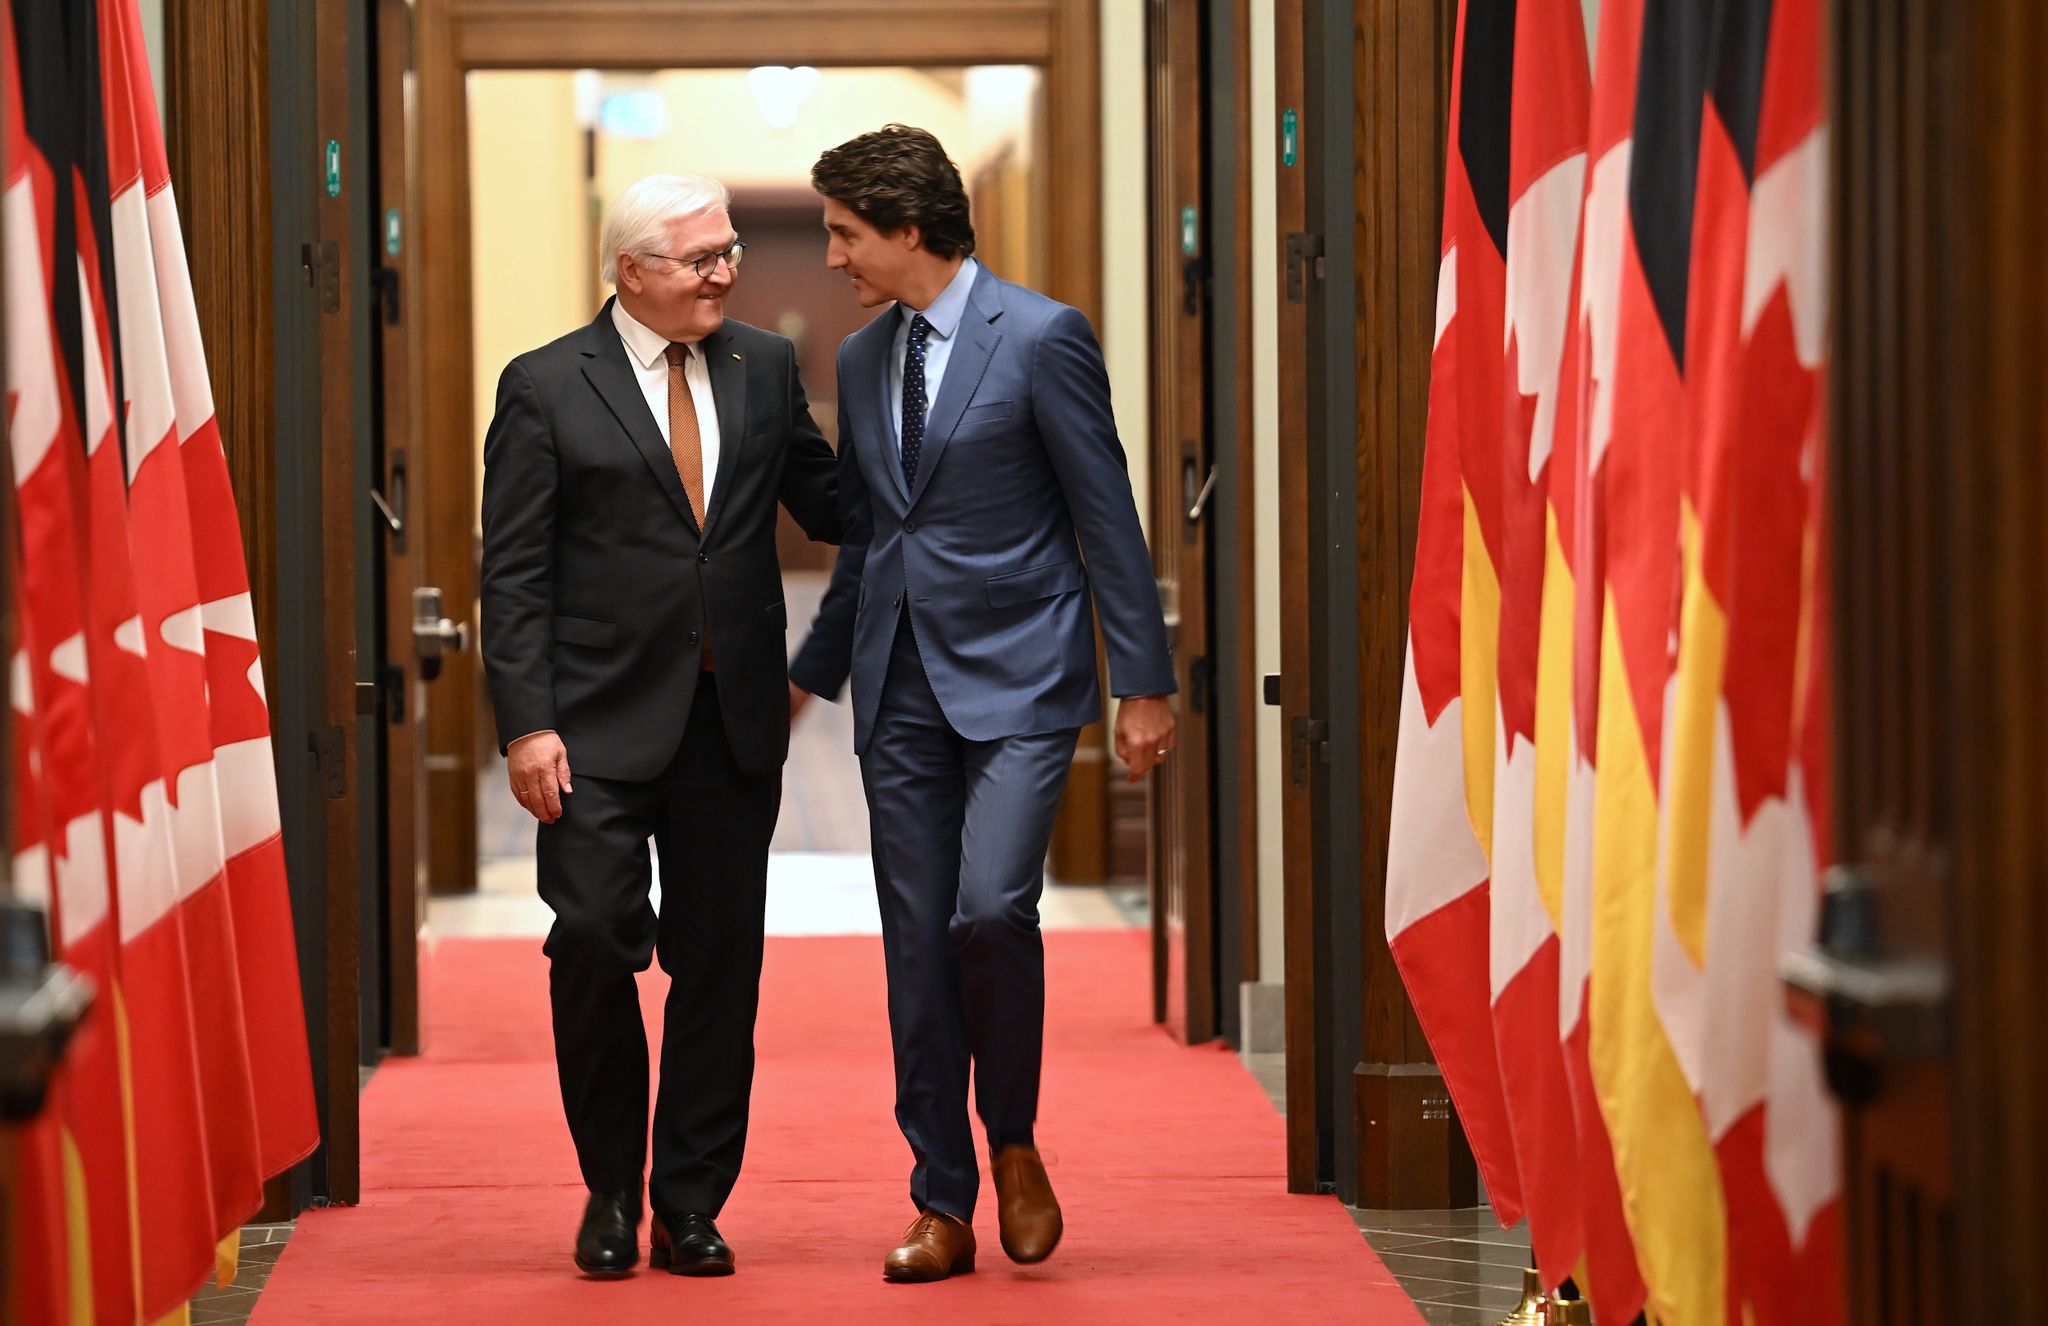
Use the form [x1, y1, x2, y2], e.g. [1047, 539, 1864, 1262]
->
[952, 398, 1016, 442]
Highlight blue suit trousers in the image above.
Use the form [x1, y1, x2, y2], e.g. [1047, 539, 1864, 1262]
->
[861, 612, 1080, 1220]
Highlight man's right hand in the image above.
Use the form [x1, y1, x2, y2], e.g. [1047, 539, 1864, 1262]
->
[508, 730, 573, 823]
[790, 682, 813, 722]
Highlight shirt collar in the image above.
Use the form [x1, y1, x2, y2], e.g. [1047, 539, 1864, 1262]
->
[900, 257, 979, 341]
[612, 298, 682, 371]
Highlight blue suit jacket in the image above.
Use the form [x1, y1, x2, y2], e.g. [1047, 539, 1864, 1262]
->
[790, 265, 1174, 754]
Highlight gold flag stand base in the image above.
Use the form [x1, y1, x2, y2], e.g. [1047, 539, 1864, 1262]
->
[1494, 1269, 1550, 1326]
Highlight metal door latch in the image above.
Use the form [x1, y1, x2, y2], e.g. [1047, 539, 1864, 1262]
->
[412, 587, 469, 682]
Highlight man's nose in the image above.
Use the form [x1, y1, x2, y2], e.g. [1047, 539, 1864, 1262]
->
[825, 243, 846, 269]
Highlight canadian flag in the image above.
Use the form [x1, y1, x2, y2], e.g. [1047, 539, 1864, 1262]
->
[5, 1, 318, 1318]
[104, 0, 321, 1184]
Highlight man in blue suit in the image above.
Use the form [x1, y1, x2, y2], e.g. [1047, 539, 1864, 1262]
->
[790, 125, 1176, 1283]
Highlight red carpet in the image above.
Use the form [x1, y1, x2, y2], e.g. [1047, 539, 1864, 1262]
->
[253, 929, 1418, 1323]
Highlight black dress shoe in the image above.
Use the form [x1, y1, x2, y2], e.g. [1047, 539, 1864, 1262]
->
[650, 1212, 736, 1276]
[573, 1191, 641, 1278]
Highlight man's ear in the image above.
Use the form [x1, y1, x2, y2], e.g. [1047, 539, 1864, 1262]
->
[615, 253, 643, 295]
[897, 224, 925, 254]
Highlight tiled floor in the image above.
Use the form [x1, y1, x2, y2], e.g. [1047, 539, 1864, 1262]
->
[1241, 1052, 1535, 1326]
[188, 1223, 292, 1324]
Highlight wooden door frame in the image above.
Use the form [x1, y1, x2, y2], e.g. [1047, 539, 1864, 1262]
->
[1272, 0, 1319, 1195]
[1203, 0, 1262, 1046]
[373, 0, 425, 1057]
[1144, 0, 1217, 1046]
[412, 0, 1105, 897]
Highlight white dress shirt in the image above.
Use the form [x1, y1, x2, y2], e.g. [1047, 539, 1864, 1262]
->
[612, 297, 723, 515]
[887, 258, 981, 457]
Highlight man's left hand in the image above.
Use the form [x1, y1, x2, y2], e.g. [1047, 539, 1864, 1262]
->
[1115, 695, 1177, 782]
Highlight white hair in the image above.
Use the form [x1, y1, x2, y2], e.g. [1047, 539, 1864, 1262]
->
[598, 174, 733, 285]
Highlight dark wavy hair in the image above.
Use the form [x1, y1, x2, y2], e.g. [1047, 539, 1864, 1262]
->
[811, 124, 977, 260]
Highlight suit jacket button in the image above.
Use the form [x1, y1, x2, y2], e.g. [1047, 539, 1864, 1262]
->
[904, 520, 917, 533]
[689, 630, 701, 646]
[698, 552, 709, 563]
[893, 596, 902, 610]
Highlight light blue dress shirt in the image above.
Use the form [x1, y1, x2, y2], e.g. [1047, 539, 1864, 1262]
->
[887, 258, 981, 457]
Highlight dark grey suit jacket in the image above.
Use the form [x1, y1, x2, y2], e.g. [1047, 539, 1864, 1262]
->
[481, 300, 839, 781]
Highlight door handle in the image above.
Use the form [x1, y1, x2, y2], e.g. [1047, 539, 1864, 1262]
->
[1186, 465, 1217, 524]
[1156, 577, 1181, 645]
[1782, 863, 1951, 1106]
[412, 586, 469, 681]
[372, 449, 408, 544]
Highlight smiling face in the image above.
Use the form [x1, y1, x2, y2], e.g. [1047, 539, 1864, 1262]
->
[613, 205, 736, 342]
[820, 196, 924, 310]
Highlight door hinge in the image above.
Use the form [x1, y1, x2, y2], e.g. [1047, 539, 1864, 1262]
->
[1189, 655, 1215, 716]
[1285, 232, 1325, 304]
[1181, 255, 1209, 317]
[308, 726, 347, 799]
[379, 664, 408, 726]
[1290, 715, 1330, 790]
[370, 264, 401, 325]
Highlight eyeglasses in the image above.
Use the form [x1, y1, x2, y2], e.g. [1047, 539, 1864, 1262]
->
[638, 240, 746, 279]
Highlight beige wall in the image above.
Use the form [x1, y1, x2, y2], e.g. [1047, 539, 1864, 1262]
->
[469, 71, 591, 505]
[1100, 1, 1150, 543]
[594, 69, 982, 196]
[1251, 0, 1285, 983]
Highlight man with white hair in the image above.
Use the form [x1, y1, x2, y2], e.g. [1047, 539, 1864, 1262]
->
[480, 174, 839, 1279]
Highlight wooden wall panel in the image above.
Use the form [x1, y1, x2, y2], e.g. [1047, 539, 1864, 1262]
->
[415, 1, 479, 896]
[1347, 0, 1469, 1209]
[1828, 0, 2048, 1318]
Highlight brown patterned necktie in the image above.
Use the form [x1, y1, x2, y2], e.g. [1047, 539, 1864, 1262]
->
[664, 341, 714, 669]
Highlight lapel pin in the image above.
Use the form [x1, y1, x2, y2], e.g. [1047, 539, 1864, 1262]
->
[731, 352, 742, 360]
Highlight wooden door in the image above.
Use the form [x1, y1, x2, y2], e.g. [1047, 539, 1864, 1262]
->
[373, 0, 427, 1056]
[1820, 1, 2048, 1319]
[1145, 0, 1216, 1046]
[311, 0, 363, 1202]
[1271, 0, 1320, 1192]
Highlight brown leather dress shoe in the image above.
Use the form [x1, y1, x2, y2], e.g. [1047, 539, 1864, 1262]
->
[883, 1210, 977, 1282]
[991, 1144, 1063, 1263]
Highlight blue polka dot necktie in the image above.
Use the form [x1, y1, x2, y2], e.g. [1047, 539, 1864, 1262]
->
[901, 313, 932, 487]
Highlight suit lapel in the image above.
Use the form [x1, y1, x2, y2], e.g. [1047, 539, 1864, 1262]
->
[907, 271, 1003, 511]
[852, 314, 910, 506]
[701, 326, 748, 536]
[580, 305, 698, 534]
